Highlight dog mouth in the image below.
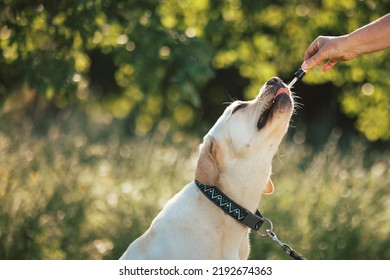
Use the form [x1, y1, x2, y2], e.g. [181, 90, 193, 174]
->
[257, 83, 291, 130]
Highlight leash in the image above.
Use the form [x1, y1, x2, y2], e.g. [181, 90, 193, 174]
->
[195, 180, 306, 260]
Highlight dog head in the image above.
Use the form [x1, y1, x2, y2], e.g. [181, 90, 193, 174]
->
[195, 77, 294, 195]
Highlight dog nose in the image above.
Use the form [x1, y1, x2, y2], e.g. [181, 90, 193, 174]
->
[266, 77, 284, 86]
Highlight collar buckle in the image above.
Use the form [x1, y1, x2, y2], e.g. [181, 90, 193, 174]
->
[242, 209, 264, 231]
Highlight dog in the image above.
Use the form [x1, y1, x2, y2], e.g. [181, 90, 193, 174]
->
[120, 77, 295, 259]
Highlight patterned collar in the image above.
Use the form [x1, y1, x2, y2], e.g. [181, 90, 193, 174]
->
[194, 180, 265, 231]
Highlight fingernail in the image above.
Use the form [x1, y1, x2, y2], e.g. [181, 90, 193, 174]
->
[301, 61, 309, 71]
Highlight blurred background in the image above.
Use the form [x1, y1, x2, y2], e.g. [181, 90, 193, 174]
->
[1, 0, 390, 260]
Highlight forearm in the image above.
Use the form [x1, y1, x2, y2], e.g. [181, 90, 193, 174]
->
[346, 13, 390, 57]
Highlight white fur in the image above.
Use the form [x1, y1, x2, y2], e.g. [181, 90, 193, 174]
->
[120, 77, 294, 259]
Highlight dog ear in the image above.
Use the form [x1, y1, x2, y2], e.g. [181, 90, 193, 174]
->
[195, 135, 220, 186]
[262, 179, 274, 195]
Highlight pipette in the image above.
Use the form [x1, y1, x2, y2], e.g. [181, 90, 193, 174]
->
[287, 68, 306, 88]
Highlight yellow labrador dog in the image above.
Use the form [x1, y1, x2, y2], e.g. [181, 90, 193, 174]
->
[120, 77, 294, 259]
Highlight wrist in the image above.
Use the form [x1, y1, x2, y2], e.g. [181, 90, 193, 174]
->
[340, 33, 360, 60]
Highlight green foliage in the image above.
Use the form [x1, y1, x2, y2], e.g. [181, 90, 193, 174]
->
[1, 0, 390, 139]
[1, 98, 389, 260]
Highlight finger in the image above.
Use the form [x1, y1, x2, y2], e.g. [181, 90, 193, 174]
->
[302, 52, 324, 71]
[303, 36, 324, 61]
[303, 43, 319, 62]
[322, 59, 338, 72]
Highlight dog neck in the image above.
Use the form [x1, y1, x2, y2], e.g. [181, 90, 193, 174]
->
[196, 155, 272, 214]
[218, 174, 268, 214]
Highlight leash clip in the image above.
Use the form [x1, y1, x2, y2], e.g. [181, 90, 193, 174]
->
[255, 218, 306, 260]
[266, 229, 286, 248]
[265, 228, 306, 260]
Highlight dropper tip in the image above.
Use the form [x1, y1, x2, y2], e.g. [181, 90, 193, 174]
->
[287, 77, 298, 89]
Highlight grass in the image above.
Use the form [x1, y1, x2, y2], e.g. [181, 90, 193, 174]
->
[1, 93, 389, 260]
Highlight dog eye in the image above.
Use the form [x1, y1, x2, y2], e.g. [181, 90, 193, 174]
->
[232, 103, 247, 114]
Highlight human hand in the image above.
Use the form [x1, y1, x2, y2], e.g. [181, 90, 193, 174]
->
[302, 35, 357, 72]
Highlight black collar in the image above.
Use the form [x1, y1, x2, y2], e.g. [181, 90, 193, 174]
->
[194, 180, 265, 231]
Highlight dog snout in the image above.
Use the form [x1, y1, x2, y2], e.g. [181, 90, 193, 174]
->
[266, 77, 284, 86]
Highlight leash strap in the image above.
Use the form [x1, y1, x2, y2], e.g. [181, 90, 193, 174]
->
[195, 180, 265, 231]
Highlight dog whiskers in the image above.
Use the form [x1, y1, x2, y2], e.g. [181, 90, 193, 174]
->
[275, 152, 286, 166]
[227, 95, 239, 103]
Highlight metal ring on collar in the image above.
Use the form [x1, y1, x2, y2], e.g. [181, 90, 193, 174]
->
[255, 217, 273, 237]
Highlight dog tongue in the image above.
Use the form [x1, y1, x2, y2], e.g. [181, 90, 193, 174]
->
[275, 87, 289, 98]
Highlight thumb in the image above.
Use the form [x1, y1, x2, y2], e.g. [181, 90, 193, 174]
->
[302, 53, 323, 71]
